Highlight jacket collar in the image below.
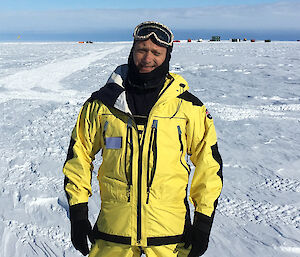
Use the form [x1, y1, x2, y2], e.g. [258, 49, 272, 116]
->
[91, 64, 189, 114]
[91, 65, 131, 114]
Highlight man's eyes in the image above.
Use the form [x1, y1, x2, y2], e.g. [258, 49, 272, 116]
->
[136, 49, 161, 56]
[137, 49, 147, 53]
[152, 52, 161, 56]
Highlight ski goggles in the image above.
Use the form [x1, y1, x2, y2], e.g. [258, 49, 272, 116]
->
[133, 21, 174, 47]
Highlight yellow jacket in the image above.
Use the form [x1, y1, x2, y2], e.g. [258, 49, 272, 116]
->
[63, 64, 223, 247]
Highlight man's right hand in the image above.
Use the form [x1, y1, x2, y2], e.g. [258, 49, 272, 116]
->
[71, 219, 94, 256]
[69, 203, 95, 256]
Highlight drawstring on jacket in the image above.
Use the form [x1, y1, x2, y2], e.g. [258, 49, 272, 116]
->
[146, 120, 158, 204]
[125, 120, 134, 202]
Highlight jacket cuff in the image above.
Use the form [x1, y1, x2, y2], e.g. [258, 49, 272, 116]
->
[69, 203, 88, 221]
[193, 211, 214, 235]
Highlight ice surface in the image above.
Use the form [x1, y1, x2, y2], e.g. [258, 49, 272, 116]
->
[0, 41, 299, 256]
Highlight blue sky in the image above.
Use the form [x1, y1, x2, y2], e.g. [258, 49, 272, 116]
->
[1, 0, 300, 41]
[1, 0, 288, 10]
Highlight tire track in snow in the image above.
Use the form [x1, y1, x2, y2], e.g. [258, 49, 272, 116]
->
[218, 196, 300, 228]
[207, 102, 300, 121]
[0, 45, 125, 102]
[278, 246, 300, 254]
[259, 177, 300, 193]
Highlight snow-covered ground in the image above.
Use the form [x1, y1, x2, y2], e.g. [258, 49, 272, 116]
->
[0, 40, 299, 256]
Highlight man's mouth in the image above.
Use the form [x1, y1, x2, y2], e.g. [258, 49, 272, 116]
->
[139, 65, 155, 72]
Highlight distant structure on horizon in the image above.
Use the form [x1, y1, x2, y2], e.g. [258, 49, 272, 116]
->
[210, 36, 220, 41]
[78, 41, 93, 44]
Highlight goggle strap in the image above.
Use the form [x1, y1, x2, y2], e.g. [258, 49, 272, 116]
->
[134, 21, 174, 47]
[135, 32, 172, 47]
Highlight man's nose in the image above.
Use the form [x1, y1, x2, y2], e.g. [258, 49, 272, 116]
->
[142, 51, 152, 63]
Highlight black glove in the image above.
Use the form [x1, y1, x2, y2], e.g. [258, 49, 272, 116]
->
[70, 203, 95, 256]
[183, 212, 213, 257]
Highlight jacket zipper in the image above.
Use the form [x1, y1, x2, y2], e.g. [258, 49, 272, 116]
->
[177, 125, 190, 174]
[137, 123, 147, 243]
[136, 76, 174, 243]
[146, 120, 158, 204]
[125, 120, 133, 202]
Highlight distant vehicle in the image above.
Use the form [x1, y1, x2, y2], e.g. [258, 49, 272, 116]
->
[78, 41, 93, 44]
[197, 39, 203, 42]
[231, 38, 241, 42]
[174, 40, 181, 43]
[187, 39, 192, 42]
[265, 39, 271, 42]
[251, 39, 256, 42]
[210, 36, 220, 41]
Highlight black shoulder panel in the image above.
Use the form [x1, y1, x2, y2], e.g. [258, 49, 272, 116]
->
[177, 91, 203, 106]
[89, 83, 124, 107]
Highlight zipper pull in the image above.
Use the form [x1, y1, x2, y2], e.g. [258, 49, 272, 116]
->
[127, 119, 133, 129]
[103, 121, 109, 145]
[152, 120, 158, 129]
[146, 187, 150, 204]
[177, 125, 183, 151]
[127, 120, 133, 146]
[177, 125, 182, 136]
[127, 185, 131, 202]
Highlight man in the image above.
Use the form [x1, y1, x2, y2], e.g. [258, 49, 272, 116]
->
[63, 21, 223, 257]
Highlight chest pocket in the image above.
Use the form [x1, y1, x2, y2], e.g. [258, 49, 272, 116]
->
[102, 120, 123, 149]
[100, 117, 134, 202]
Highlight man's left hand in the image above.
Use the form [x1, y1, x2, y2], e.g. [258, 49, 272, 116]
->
[183, 211, 213, 257]
[184, 226, 209, 257]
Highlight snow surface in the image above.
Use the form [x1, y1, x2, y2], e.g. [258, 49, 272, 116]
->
[0, 40, 299, 257]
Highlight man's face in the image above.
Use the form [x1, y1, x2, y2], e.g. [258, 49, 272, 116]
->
[133, 39, 167, 73]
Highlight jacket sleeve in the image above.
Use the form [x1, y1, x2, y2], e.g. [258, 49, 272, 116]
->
[63, 100, 102, 207]
[187, 104, 223, 219]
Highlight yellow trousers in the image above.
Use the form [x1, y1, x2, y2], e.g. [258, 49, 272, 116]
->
[89, 239, 191, 257]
